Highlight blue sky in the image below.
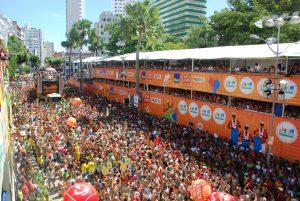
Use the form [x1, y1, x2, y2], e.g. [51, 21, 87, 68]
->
[0, 0, 228, 52]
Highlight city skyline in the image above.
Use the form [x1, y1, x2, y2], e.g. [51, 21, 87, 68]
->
[0, 0, 228, 52]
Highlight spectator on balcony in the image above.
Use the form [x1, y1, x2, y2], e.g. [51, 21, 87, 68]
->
[255, 63, 261, 72]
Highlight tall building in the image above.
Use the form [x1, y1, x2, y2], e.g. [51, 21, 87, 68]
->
[152, 0, 207, 38]
[95, 11, 115, 44]
[66, 0, 85, 33]
[43, 42, 54, 58]
[0, 13, 23, 42]
[22, 24, 45, 66]
[112, 0, 136, 16]
[10, 21, 24, 41]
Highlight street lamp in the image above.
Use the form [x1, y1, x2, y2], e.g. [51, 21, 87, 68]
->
[250, 12, 300, 166]
[116, 40, 126, 73]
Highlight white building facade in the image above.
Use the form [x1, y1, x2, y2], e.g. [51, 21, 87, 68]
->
[0, 13, 23, 45]
[22, 24, 45, 66]
[10, 21, 24, 41]
[43, 42, 54, 58]
[66, 0, 85, 33]
[112, 0, 136, 16]
[95, 11, 115, 44]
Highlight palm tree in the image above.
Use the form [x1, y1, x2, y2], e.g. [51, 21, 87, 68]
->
[61, 27, 77, 78]
[121, 0, 163, 91]
[88, 28, 103, 56]
[72, 19, 92, 92]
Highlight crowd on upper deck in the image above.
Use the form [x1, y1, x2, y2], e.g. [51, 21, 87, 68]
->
[96, 60, 300, 75]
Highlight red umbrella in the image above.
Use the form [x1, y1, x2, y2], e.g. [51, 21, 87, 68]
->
[207, 192, 235, 201]
[72, 98, 82, 107]
[66, 117, 77, 127]
[187, 179, 212, 201]
[63, 182, 99, 201]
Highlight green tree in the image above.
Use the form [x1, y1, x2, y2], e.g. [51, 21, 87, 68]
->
[104, 19, 137, 55]
[29, 54, 40, 67]
[72, 19, 92, 92]
[184, 17, 218, 48]
[88, 28, 104, 56]
[209, 0, 300, 46]
[44, 57, 65, 71]
[7, 35, 30, 77]
[61, 27, 77, 77]
[121, 0, 163, 90]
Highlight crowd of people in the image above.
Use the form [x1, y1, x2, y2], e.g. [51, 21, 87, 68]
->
[13, 82, 299, 201]
[231, 98, 272, 114]
[95, 61, 300, 75]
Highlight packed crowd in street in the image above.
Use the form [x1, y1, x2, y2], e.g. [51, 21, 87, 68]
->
[13, 83, 299, 201]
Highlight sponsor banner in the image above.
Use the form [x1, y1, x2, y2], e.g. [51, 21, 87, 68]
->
[93, 68, 300, 106]
[134, 95, 139, 107]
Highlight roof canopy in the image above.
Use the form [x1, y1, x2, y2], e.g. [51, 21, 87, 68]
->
[74, 56, 104, 63]
[73, 43, 300, 63]
[103, 43, 300, 61]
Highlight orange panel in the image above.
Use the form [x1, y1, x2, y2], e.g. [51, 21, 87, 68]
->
[71, 80, 300, 161]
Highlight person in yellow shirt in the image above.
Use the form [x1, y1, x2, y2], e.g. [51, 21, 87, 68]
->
[74, 144, 80, 161]
[81, 163, 88, 176]
[87, 161, 95, 175]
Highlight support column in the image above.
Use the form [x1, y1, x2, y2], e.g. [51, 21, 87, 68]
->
[192, 59, 194, 72]
[285, 57, 289, 76]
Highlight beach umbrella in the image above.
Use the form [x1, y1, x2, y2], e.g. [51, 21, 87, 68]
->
[66, 117, 77, 127]
[72, 98, 82, 107]
[207, 192, 235, 201]
[63, 182, 99, 201]
[187, 179, 212, 201]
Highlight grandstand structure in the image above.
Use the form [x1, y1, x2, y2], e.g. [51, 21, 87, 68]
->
[70, 43, 300, 161]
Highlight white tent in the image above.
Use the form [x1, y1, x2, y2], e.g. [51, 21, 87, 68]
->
[73, 56, 104, 64]
[102, 43, 300, 61]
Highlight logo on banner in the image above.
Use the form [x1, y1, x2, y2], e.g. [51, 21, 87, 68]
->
[134, 95, 139, 107]
[209, 78, 220, 93]
[97, 85, 103, 90]
[189, 102, 199, 117]
[153, 74, 162, 79]
[276, 121, 298, 144]
[151, 97, 161, 105]
[147, 73, 153, 79]
[163, 74, 170, 86]
[145, 107, 150, 113]
[240, 77, 254, 94]
[281, 79, 297, 100]
[197, 123, 203, 130]
[174, 73, 180, 83]
[119, 90, 126, 95]
[193, 77, 205, 83]
[100, 69, 106, 75]
[257, 78, 271, 97]
[127, 72, 134, 77]
[224, 76, 237, 92]
[109, 86, 114, 94]
[141, 71, 146, 79]
[200, 105, 212, 121]
[143, 94, 150, 102]
[183, 75, 191, 84]
[178, 100, 187, 115]
[213, 108, 226, 125]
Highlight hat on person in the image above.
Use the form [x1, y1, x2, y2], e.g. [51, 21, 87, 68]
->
[260, 121, 264, 125]
[231, 112, 236, 116]
[245, 124, 249, 128]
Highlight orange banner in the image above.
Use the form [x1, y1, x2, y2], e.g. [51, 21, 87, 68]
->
[92, 68, 300, 106]
[71, 79, 300, 161]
